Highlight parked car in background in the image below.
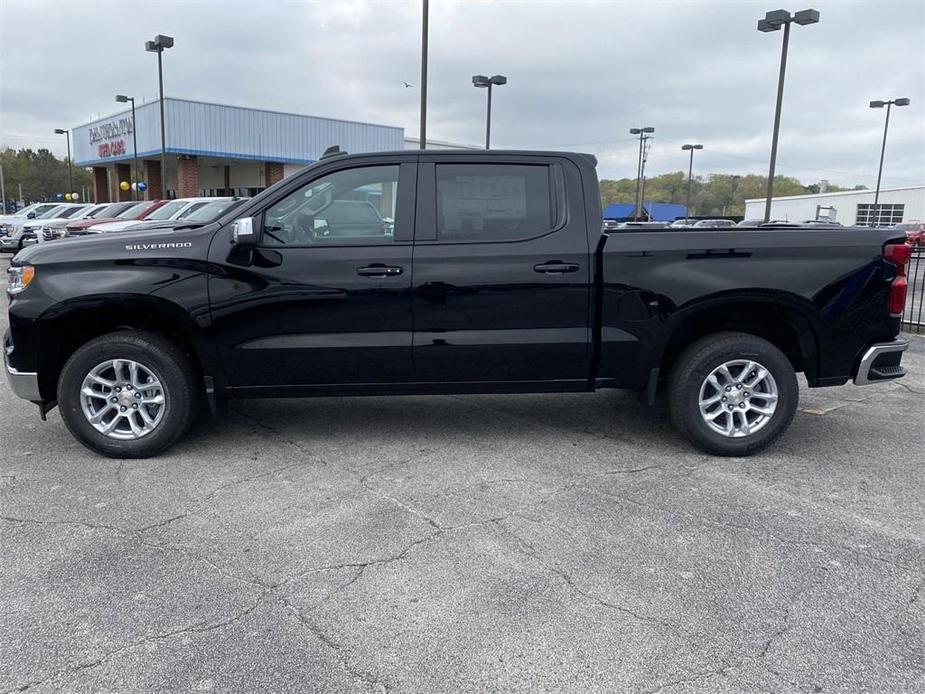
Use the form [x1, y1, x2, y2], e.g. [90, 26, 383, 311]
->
[117, 198, 250, 233]
[692, 219, 737, 229]
[1, 204, 87, 252]
[88, 197, 231, 234]
[615, 221, 669, 230]
[25, 204, 109, 244]
[800, 219, 843, 227]
[893, 221, 925, 246]
[64, 200, 165, 235]
[759, 221, 802, 228]
[669, 218, 697, 228]
[736, 219, 766, 227]
[0, 202, 61, 226]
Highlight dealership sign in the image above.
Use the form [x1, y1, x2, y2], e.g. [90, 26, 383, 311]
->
[89, 117, 133, 158]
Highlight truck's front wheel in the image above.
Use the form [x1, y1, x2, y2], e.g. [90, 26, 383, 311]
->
[58, 331, 198, 458]
[668, 332, 797, 456]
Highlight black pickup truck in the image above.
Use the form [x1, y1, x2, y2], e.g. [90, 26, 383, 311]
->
[3, 150, 910, 458]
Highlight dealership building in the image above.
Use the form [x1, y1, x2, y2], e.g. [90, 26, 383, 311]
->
[71, 98, 411, 202]
[744, 185, 925, 226]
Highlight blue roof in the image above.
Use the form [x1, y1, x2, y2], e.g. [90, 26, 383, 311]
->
[602, 203, 636, 219]
[603, 202, 687, 221]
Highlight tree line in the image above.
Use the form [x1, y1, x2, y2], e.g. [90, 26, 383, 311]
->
[600, 172, 866, 217]
[0, 147, 93, 210]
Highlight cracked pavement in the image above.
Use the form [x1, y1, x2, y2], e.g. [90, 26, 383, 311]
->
[1, 258, 923, 693]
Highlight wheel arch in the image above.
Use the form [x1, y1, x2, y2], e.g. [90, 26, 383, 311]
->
[656, 293, 821, 385]
[33, 294, 214, 401]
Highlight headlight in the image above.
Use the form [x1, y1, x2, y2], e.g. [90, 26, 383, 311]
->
[7, 265, 35, 294]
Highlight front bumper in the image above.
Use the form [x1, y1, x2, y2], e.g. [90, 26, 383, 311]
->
[854, 338, 908, 386]
[0, 237, 20, 251]
[3, 335, 41, 401]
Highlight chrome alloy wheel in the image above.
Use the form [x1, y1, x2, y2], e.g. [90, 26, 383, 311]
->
[698, 359, 778, 438]
[79, 359, 166, 440]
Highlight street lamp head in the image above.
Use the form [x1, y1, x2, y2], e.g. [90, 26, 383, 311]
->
[793, 9, 820, 25]
[630, 128, 641, 134]
[146, 34, 174, 52]
[764, 9, 792, 26]
[472, 75, 490, 88]
[489, 75, 507, 86]
[757, 19, 780, 32]
[869, 100, 886, 108]
[694, 144, 703, 150]
[895, 97, 911, 107]
[642, 126, 655, 133]
[53, 128, 66, 135]
[682, 144, 693, 150]
[115, 94, 130, 103]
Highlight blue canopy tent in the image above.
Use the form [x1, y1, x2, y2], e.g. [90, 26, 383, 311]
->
[603, 202, 687, 222]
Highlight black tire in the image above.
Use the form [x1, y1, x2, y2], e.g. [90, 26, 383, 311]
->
[57, 331, 199, 458]
[668, 332, 798, 457]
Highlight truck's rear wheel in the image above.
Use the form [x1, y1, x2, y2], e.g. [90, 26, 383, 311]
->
[668, 332, 797, 456]
[58, 331, 198, 458]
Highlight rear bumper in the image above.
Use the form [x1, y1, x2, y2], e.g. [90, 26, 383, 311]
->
[853, 339, 908, 386]
[3, 333, 41, 401]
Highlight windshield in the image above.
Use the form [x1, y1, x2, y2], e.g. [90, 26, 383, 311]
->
[184, 199, 244, 222]
[117, 201, 156, 219]
[176, 202, 211, 219]
[57, 206, 87, 219]
[145, 200, 189, 220]
[37, 206, 65, 219]
[84, 204, 109, 218]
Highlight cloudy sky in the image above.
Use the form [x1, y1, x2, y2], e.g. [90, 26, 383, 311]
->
[1, 0, 923, 187]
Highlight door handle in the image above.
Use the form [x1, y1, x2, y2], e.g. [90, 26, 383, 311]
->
[533, 261, 580, 274]
[356, 264, 403, 278]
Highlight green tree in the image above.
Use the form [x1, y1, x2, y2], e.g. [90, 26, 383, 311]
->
[600, 170, 866, 219]
[0, 146, 92, 210]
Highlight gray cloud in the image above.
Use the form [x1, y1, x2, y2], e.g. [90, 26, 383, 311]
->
[1, 0, 922, 188]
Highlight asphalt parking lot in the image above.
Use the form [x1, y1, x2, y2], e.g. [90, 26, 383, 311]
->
[1, 256, 923, 694]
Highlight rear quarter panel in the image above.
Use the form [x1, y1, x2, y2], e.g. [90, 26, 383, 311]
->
[598, 228, 905, 389]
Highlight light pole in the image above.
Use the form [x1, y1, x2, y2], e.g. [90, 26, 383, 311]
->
[54, 128, 73, 194]
[682, 144, 703, 220]
[145, 34, 174, 197]
[870, 97, 910, 226]
[630, 127, 654, 221]
[757, 8, 819, 222]
[472, 75, 507, 149]
[420, 0, 428, 150]
[116, 94, 139, 200]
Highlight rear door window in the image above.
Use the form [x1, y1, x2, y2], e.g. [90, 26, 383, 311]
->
[435, 164, 553, 242]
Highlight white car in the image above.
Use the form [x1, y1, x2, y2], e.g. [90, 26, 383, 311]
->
[88, 197, 232, 233]
[1, 204, 87, 252]
[34, 204, 111, 243]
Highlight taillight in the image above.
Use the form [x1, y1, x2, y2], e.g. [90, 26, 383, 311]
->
[884, 243, 910, 317]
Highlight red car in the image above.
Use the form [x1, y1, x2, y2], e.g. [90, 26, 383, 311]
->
[893, 221, 925, 247]
[65, 200, 167, 234]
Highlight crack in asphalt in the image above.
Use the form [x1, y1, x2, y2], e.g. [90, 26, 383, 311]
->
[6, 590, 269, 694]
[589, 487, 922, 575]
[492, 520, 676, 630]
[639, 663, 736, 694]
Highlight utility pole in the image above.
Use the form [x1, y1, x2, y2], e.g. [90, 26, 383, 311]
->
[420, 0, 428, 150]
[0, 165, 6, 214]
[630, 126, 654, 221]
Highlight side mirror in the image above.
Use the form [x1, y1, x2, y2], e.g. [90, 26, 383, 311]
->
[230, 216, 258, 246]
[27, 212, 36, 219]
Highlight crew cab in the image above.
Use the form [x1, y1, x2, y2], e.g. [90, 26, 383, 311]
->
[4, 150, 910, 458]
